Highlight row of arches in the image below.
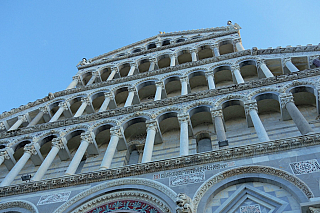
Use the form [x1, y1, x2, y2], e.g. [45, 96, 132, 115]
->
[0, 85, 318, 185]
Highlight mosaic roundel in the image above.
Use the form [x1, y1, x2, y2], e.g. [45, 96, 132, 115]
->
[87, 200, 162, 213]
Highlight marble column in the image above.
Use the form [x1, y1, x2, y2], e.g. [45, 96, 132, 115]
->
[283, 58, 299, 72]
[124, 88, 136, 107]
[49, 102, 68, 122]
[212, 44, 220, 56]
[27, 107, 48, 127]
[178, 114, 189, 156]
[205, 71, 216, 89]
[32, 138, 64, 181]
[231, 65, 245, 84]
[170, 53, 176, 67]
[99, 92, 112, 112]
[141, 120, 158, 163]
[191, 49, 198, 62]
[234, 38, 245, 51]
[107, 67, 118, 81]
[257, 59, 274, 78]
[74, 97, 90, 117]
[8, 115, 28, 131]
[180, 76, 188, 95]
[66, 76, 80, 89]
[100, 127, 121, 169]
[65, 132, 92, 175]
[0, 144, 36, 187]
[154, 82, 163, 101]
[149, 58, 157, 71]
[210, 109, 227, 142]
[280, 94, 314, 135]
[127, 63, 137, 76]
[245, 102, 270, 142]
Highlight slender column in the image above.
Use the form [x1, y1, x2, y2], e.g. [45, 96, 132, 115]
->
[245, 102, 270, 142]
[32, 138, 64, 181]
[234, 38, 245, 51]
[280, 94, 314, 135]
[212, 44, 220, 56]
[178, 114, 189, 156]
[180, 76, 188, 95]
[49, 102, 67, 122]
[127, 63, 136, 76]
[170, 53, 176, 67]
[0, 144, 36, 186]
[283, 57, 299, 72]
[27, 107, 47, 127]
[74, 97, 90, 117]
[231, 65, 245, 84]
[210, 109, 227, 142]
[205, 71, 216, 89]
[65, 132, 92, 175]
[100, 127, 121, 169]
[141, 120, 158, 163]
[8, 115, 27, 131]
[191, 49, 198, 62]
[99, 92, 112, 112]
[66, 75, 80, 89]
[257, 59, 274, 78]
[107, 67, 118, 81]
[86, 72, 98, 85]
[148, 58, 157, 71]
[154, 82, 163, 101]
[124, 88, 136, 107]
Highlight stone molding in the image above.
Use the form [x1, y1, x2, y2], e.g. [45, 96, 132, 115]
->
[1, 46, 320, 121]
[192, 165, 313, 212]
[1, 69, 320, 139]
[0, 200, 38, 213]
[53, 178, 177, 213]
[0, 133, 319, 198]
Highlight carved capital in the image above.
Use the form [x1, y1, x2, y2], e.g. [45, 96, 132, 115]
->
[0, 122, 6, 131]
[244, 101, 258, 114]
[279, 94, 294, 107]
[310, 207, 320, 213]
[146, 120, 158, 131]
[104, 92, 113, 99]
[111, 66, 118, 72]
[0, 150, 10, 160]
[150, 58, 157, 63]
[233, 38, 241, 44]
[282, 57, 292, 65]
[81, 97, 91, 104]
[256, 58, 266, 67]
[176, 193, 194, 213]
[51, 138, 65, 149]
[128, 87, 137, 93]
[212, 43, 219, 49]
[210, 109, 223, 117]
[80, 132, 94, 144]
[180, 76, 188, 83]
[178, 114, 190, 124]
[38, 106, 48, 114]
[205, 71, 214, 78]
[18, 115, 28, 123]
[24, 144, 37, 155]
[169, 53, 176, 58]
[110, 126, 122, 137]
[58, 102, 68, 109]
[130, 62, 137, 67]
[155, 81, 164, 88]
[231, 64, 240, 72]
[190, 48, 197, 53]
[72, 75, 80, 81]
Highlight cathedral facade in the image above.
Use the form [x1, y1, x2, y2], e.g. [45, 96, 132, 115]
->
[0, 23, 320, 213]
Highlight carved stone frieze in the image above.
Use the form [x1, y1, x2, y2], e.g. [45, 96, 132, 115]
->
[176, 193, 193, 213]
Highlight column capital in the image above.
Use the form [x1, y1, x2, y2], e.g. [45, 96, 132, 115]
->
[130, 62, 137, 67]
[180, 76, 188, 83]
[72, 75, 80, 81]
[169, 53, 177, 58]
[210, 108, 223, 117]
[244, 101, 258, 114]
[205, 70, 214, 77]
[128, 87, 137, 93]
[177, 113, 190, 124]
[24, 144, 37, 155]
[51, 138, 65, 149]
[190, 48, 197, 53]
[81, 97, 91, 104]
[38, 106, 48, 114]
[110, 126, 122, 137]
[212, 43, 219, 48]
[58, 102, 68, 109]
[279, 93, 294, 107]
[0, 150, 10, 160]
[233, 38, 242, 44]
[310, 207, 320, 213]
[0, 122, 6, 131]
[256, 58, 266, 67]
[150, 57, 157, 63]
[104, 92, 113, 99]
[18, 115, 28, 123]
[92, 71, 100, 77]
[111, 66, 118, 72]
[80, 132, 94, 144]
[146, 120, 158, 131]
[282, 57, 292, 65]
[231, 64, 240, 72]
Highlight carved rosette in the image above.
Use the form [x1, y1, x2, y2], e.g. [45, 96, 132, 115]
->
[24, 144, 37, 155]
[310, 207, 320, 213]
[146, 120, 158, 132]
[51, 138, 65, 149]
[80, 132, 94, 144]
[279, 94, 294, 108]
[110, 126, 122, 137]
[244, 102, 258, 115]
[178, 114, 190, 124]
[210, 108, 223, 117]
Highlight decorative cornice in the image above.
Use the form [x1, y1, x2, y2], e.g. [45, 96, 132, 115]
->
[0, 132, 319, 198]
[0, 200, 38, 213]
[0, 68, 320, 139]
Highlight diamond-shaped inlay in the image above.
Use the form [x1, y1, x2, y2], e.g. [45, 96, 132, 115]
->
[240, 204, 261, 213]
[289, 159, 320, 175]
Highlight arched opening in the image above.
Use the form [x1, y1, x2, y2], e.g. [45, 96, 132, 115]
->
[69, 97, 85, 116]
[38, 135, 57, 158]
[198, 45, 214, 60]
[164, 76, 181, 98]
[91, 92, 106, 111]
[188, 71, 208, 93]
[100, 67, 112, 81]
[162, 39, 171, 46]
[214, 66, 234, 88]
[196, 132, 212, 153]
[189, 106, 213, 140]
[158, 54, 170, 69]
[137, 81, 156, 103]
[13, 140, 31, 161]
[177, 50, 192, 64]
[264, 59, 283, 76]
[239, 60, 259, 82]
[132, 48, 141, 53]
[219, 40, 234, 55]
[147, 43, 156, 49]
[138, 59, 151, 73]
[119, 63, 131, 77]
[176, 38, 186, 43]
[81, 72, 93, 86]
[117, 53, 126, 57]
[114, 87, 129, 108]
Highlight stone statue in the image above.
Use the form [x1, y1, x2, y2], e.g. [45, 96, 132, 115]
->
[227, 20, 241, 31]
[77, 58, 89, 66]
[176, 193, 193, 213]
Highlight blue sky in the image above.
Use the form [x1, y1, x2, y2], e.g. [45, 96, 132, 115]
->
[1, 1, 319, 114]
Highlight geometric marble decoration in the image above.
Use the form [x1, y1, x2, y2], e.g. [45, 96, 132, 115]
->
[210, 184, 288, 213]
[37, 191, 71, 205]
[289, 159, 320, 175]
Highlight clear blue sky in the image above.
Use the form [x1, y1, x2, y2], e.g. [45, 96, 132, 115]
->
[1, 1, 319, 114]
